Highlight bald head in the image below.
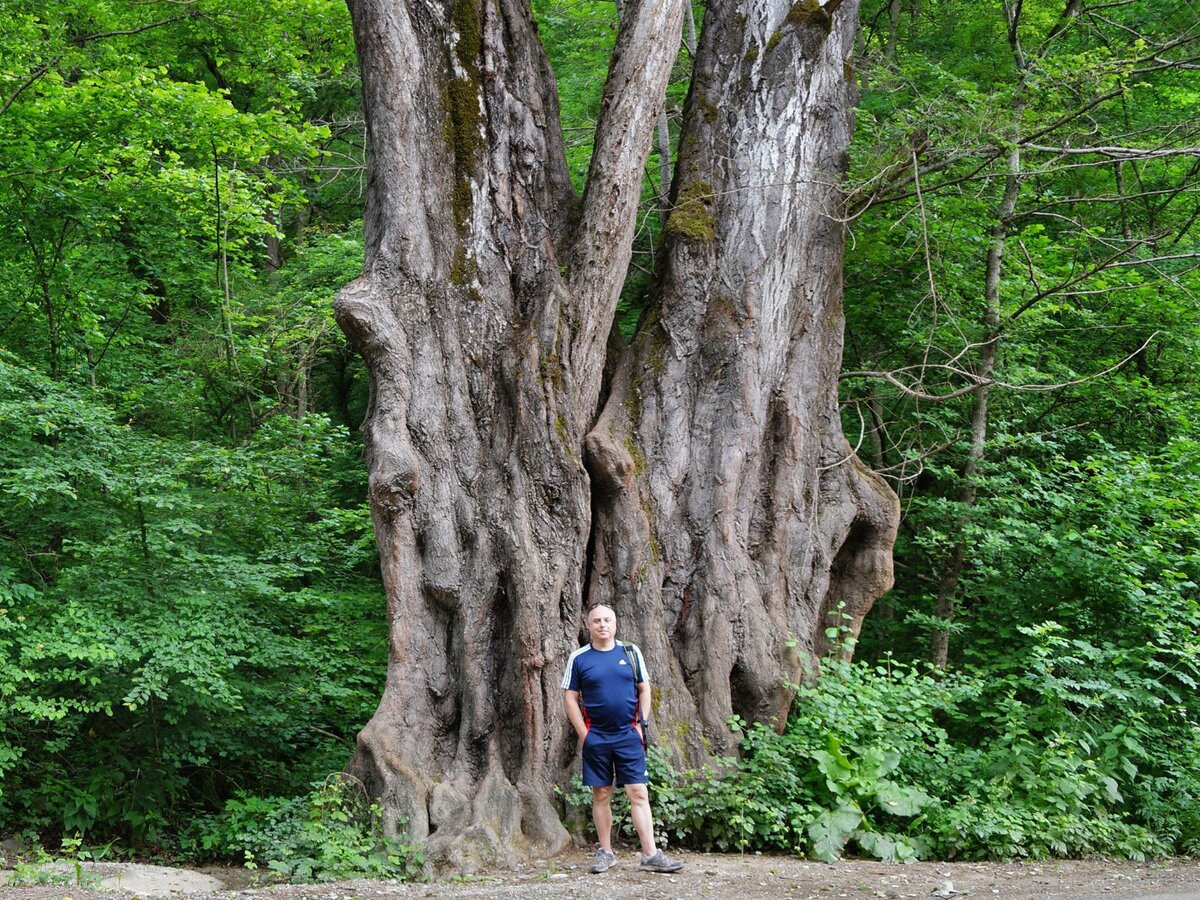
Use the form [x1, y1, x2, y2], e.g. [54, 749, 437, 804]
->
[585, 604, 616, 649]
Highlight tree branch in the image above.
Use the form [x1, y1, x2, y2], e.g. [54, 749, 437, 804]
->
[69, 11, 203, 44]
[1024, 143, 1200, 159]
[565, 0, 684, 371]
[0, 63, 54, 117]
[842, 333, 1159, 401]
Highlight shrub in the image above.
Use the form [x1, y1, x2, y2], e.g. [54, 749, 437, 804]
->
[562, 644, 1198, 862]
[185, 777, 424, 883]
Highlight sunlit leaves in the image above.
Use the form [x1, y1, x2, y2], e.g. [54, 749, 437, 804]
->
[0, 354, 383, 838]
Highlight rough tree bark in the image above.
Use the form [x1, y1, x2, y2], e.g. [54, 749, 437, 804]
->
[337, 0, 897, 869]
[336, 0, 685, 870]
[585, 0, 898, 759]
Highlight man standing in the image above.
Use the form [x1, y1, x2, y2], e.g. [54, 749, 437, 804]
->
[562, 603, 684, 875]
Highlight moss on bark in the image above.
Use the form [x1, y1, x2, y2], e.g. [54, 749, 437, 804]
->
[443, 0, 484, 231]
[786, 0, 833, 32]
[665, 181, 717, 242]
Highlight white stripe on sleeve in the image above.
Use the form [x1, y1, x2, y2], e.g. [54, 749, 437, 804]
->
[561, 645, 588, 690]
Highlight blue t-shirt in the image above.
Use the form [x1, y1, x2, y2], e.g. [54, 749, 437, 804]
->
[561, 641, 648, 734]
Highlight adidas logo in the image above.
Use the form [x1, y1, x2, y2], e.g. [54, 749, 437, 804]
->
[619, 659, 628, 665]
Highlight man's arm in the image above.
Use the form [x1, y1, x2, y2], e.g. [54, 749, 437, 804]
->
[637, 679, 652, 726]
[563, 689, 588, 741]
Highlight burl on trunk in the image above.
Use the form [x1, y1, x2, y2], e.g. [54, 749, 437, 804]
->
[336, 0, 897, 870]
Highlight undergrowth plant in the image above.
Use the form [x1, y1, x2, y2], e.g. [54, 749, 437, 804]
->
[2, 836, 103, 889]
[185, 777, 424, 883]
[560, 641, 1199, 862]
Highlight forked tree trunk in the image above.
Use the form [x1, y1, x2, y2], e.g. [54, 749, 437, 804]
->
[338, 0, 896, 870]
[336, 0, 684, 871]
[586, 0, 897, 759]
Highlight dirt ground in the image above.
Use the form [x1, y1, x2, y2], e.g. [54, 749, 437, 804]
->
[4, 850, 1200, 900]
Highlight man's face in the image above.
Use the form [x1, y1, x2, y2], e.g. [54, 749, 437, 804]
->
[586, 605, 616, 643]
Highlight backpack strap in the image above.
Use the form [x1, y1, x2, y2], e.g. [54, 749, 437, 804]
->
[621, 641, 649, 749]
[620, 640, 644, 684]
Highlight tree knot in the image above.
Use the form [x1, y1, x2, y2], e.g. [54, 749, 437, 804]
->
[369, 449, 421, 521]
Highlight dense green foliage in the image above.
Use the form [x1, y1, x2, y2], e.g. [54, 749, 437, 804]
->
[186, 778, 424, 881]
[0, 0, 387, 877]
[0, 356, 383, 840]
[831, 0, 1200, 858]
[842, 0, 1200, 660]
[2, 0, 1197, 873]
[582, 638, 1196, 860]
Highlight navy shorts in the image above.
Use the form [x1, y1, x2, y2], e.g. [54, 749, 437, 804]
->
[582, 726, 648, 787]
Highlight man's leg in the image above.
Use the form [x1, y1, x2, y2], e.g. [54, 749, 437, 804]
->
[611, 728, 683, 873]
[592, 785, 615, 851]
[624, 782, 684, 872]
[624, 782, 656, 857]
[582, 732, 619, 874]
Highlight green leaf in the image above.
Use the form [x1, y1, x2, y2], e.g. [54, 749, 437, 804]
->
[807, 803, 863, 863]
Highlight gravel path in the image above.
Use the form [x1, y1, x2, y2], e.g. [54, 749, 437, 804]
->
[4, 852, 1200, 900]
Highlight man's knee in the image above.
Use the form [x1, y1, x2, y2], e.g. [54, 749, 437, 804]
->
[592, 785, 614, 805]
[624, 783, 649, 804]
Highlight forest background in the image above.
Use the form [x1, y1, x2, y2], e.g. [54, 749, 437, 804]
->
[1, 0, 1198, 880]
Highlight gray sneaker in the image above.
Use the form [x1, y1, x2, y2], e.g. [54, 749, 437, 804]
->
[639, 849, 683, 873]
[590, 847, 617, 874]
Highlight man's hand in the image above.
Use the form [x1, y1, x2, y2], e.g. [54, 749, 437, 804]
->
[564, 689, 589, 753]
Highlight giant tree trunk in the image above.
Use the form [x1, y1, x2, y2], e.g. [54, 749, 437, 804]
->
[336, 0, 685, 871]
[337, 0, 896, 870]
[585, 0, 898, 759]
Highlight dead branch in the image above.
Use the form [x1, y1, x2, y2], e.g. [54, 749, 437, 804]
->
[843, 332, 1159, 401]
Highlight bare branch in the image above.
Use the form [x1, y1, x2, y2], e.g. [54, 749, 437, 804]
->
[1024, 143, 1200, 160]
[843, 333, 1159, 400]
[1023, 185, 1200, 212]
[1102, 252, 1200, 269]
[841, 368, 984, 402]
[869, 436, 962, 481]
[818, 402, 868, 472]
